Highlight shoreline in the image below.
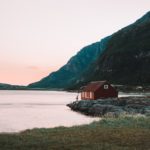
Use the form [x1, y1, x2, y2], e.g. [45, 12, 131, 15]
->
[0, 92, 149, 149]
[0, 84, 150, 92]
[0, 116, 149, 150]
[67, 97, 150, 117]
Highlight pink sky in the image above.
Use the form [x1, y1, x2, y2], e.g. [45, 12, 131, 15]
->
[0, 0, 149, 85]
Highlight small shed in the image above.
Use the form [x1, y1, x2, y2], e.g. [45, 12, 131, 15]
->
[81, 81, 118, 100]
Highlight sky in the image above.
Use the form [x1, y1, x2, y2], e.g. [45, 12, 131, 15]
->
[0, 0, 149, 85]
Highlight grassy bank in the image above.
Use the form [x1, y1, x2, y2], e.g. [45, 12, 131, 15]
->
[0, 116, 149, 150]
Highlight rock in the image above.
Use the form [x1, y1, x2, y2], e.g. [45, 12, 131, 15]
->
[143, 106, 150, 116]
[88, 104, 111, 116]
[88, 104, 123, 116]
[67, 97, 150, 117]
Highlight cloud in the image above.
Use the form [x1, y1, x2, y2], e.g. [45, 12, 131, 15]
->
[26, 66, 40, 70]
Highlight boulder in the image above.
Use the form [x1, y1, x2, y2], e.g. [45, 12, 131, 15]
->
[67, 97, 150, 117]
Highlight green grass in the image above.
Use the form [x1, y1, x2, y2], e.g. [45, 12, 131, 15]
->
[0, 116, 149, 150]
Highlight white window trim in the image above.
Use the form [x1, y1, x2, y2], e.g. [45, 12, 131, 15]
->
[104, 85, 109, 89]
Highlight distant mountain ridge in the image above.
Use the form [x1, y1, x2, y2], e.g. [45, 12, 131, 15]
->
[29, 11, 150, 90]
[0, 83, 26, 90]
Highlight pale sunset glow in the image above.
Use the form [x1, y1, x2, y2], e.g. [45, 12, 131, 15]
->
[0, 63, 53, 85]
[0, 0, 149, 85]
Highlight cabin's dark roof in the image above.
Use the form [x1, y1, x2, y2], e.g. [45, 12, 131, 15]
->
[83, 81, 107, 92]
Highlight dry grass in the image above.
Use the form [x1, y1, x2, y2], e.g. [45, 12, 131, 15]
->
[0, 116, 149, 150]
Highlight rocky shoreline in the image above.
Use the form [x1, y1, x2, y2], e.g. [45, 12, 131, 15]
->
[67, 97, 150, 117]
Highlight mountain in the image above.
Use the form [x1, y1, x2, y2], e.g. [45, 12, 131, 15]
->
[70, 11, 150, 89]
[29, 11, 150, 90]
[0, 83, 26, 90]
[28, 36, 111, 89]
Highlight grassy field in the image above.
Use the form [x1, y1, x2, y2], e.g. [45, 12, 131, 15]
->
[0, 116, 149, 150]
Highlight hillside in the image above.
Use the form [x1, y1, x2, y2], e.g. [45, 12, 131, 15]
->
[29, 11, 150, 90]
[28, 36, 111, 89]
[69, 11, 150, 89]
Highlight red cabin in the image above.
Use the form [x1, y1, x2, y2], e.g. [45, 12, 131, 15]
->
[81, 81, 118, 100]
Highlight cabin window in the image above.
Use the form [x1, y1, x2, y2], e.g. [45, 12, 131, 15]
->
[81, 92, 84, 97]
[83, 92, 86, 98]
[90, 92, 93, 99]
[104, 84, 109, 89]
[87, 92, 90, 98]
[85, 92, 87, 98]
[85, 92, 90, 98]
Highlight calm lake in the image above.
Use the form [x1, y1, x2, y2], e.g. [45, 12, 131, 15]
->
[0, 90, 148, 133]
[0, 90, 100, 133]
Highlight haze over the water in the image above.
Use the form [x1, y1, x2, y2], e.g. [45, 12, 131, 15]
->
[0, 0, 149, 85]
